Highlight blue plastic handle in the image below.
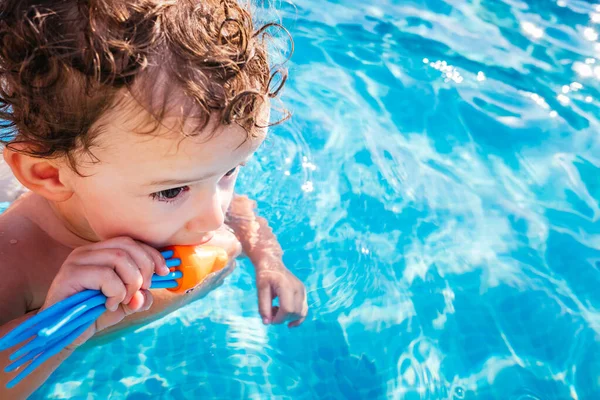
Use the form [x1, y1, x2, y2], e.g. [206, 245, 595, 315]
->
[1, 251, 184, 387]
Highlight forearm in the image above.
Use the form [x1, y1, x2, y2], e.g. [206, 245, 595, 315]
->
[0, 311, 76, 399]
[227, 195, 308, 327]
[98, 260, 236, 339]
[226, 195, 284, 271]
[95, 289, 187, 339]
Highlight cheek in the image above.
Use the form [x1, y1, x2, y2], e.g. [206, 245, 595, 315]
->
[83, 199, 144, 237]
[74, 182, 160, 238]
[221, 191, 233, 211]
[87, 207, 175, 244]
[220, 181, 236, 212]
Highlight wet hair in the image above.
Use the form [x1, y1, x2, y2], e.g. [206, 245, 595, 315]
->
[0, 0, 289, 168]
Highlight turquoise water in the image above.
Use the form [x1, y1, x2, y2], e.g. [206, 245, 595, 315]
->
[22, 0, 600, 399]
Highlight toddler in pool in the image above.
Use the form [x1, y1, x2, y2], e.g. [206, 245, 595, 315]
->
[0, 0, 307, 397]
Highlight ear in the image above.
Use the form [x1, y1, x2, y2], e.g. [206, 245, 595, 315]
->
[3, 145, 74, 202]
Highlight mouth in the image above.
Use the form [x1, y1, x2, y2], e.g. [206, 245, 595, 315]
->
[193, 232, 214, 245]
[158, 232, 215, 249]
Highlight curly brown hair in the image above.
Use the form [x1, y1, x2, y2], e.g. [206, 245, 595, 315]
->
[0, 0, 289, 167]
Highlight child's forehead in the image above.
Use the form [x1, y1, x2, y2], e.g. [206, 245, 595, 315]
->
[87, 98, 265, 170]
[109, 82, 266, 124]
[100, 116, 258, 158]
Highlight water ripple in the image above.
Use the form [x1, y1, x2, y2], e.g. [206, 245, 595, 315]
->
[31, 0, 600, 399]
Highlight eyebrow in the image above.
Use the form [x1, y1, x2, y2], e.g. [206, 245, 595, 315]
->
[146, 155, 251, 187]
[146, 173, 214, 187]
[145, 164, 243, 187]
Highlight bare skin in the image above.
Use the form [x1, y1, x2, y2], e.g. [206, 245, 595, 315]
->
[0, 95, 307, 398]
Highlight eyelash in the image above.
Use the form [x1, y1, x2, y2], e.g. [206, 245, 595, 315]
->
[150, 186, 190, 203]
[224, 166, 239, 177]
[150, 166, 241, 203]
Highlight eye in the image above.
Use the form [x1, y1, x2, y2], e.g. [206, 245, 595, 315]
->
[224, 167, 238, 177]
[150, 186, 190, 203]
[224, 162, 246, 178]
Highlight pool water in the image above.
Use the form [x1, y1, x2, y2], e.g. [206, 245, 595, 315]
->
[27, 0, 600, 399]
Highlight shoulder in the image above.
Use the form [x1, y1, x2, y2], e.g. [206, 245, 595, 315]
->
[0, 201, 65, 324]
[0, 212, 31, 325]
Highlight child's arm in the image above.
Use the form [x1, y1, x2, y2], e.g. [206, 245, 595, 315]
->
[0, 237, 166, 397]
[226, 195, 308, 327]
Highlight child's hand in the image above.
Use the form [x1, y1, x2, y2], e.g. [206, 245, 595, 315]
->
[256, 265, 308, 328]
[40, 237, 170, 346]
[226, 195, 308, 327]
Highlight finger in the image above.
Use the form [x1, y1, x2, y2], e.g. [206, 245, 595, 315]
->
[271, 309, 287, 325]
[287, 291, 308, 328]
[122, 289, 153, 314]
[94, 291, 152, 334]
[68, 265, 127, 312]
[271, 305, 279, 319]
[124, 290, 144, 312]
[76, 248, 142, 304]
[111, 238, 157, 290]
[87, 237, 157, 290]
[257, 282, 273, 324]
[137, 241, 169, 277]
[271, 292, 294, 325]
[140, 290, 154, 311]
[288, 317, 305, 328]
[297, 290, 308, 317]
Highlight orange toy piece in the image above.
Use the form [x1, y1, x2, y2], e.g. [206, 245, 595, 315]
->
[162, 245, 229, 294]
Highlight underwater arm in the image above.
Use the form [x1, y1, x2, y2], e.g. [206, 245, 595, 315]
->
[226, 194, 308, 327]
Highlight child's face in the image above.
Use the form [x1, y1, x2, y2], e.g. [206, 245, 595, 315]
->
[60, 101, 266, 248]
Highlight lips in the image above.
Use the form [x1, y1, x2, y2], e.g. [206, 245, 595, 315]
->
[192, 231, 214, 245]
[157, 231, 215, 248]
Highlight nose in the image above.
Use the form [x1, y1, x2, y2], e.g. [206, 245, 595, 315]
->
[186, 189, 225, 233]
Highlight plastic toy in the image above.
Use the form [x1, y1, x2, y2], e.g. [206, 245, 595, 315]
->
[0, 245, 228, 388]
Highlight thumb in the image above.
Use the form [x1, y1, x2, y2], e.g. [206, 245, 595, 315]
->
[122, 290, 153, 315]
[123, 290, 145, 313]
[137, 289, 154, 312]
[258, 282, 273, 324]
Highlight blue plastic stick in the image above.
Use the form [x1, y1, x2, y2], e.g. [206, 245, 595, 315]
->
[160, 250, 174, 259]
[6, 321, 94, 388]
[151, 271, 183, 282]
[5, 333, 64, 373]
[7, 304, 105, 372]
[4, 327, 45, 353]
[44, 304, 106, 344]
[9, 336, 50, 363]
[11, 276, 178, 351]
[9, 277, 177, 357]
[38, 295, 106, 338]
[0, 289, 100, 351]
[165, 258, 181, 268]
[37, 273, 181, 339]
[148, 280, 178, 289]
[9, 304, 107, 362]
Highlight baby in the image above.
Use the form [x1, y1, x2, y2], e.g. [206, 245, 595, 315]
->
[0, 0, 307, 397]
